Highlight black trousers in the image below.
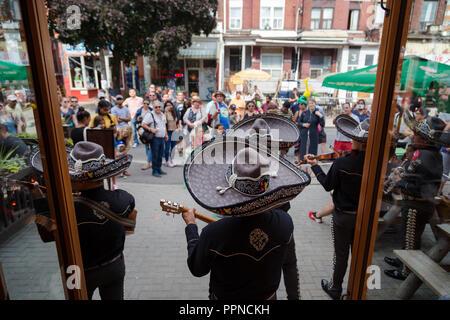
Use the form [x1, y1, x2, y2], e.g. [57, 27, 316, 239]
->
[85, 253, 126, 300]
[328, 210, 356, 292]
[400, 200, 435, 250]
[300, 127, 319, 159]
[399, 200, 435, 275]
[282, 236, 300, 300]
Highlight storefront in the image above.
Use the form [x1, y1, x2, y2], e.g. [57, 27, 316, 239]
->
[149, 38, 219, 100]
[0, 0, 449, 302]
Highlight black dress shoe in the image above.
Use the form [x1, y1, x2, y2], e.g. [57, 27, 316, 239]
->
[384, 269, 407, 280]
[321, 279, 341, 300]
[384, 256, 402, 268]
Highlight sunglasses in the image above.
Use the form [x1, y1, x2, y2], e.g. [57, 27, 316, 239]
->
[70, 100, 77, 103]
[144, 103, 150, 105]
[154, 106, 161, 109]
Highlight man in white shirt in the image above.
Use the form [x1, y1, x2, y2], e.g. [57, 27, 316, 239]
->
[142, 101, 168, 177]
[123, 88, 144, 147]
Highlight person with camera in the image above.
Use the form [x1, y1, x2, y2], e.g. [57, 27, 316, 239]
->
[141, 101, 168, 178]
[298, 98, 325, 160]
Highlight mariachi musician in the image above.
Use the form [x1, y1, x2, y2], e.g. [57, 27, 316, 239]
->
[303, 114, 369, 300]
[28, 141, 135, 300]
[182, 136, 310, 300]
[227, 114, 303, 300]
[384, 114, 449, 280]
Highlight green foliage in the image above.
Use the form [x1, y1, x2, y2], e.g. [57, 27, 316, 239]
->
[0, 145, 26, 174]
[47, 0, 218, 74]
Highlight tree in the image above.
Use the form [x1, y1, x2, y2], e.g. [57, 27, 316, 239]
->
[47, 0, 218, 90]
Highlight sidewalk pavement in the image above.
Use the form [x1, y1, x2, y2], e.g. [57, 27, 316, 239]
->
[0, 134, 442, 300]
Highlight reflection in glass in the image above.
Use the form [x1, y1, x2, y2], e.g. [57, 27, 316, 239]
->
[0, 0, 63, 300]
[370, 0, 450, 300]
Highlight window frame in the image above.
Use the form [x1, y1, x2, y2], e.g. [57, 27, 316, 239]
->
[260, 52, 283, 79]
[311, 7, 334, 30]
[348, 9, 360, 31]
[229, 5, 242, 30]
[260, 6, 285, 30]
[419, 0, 438, 30]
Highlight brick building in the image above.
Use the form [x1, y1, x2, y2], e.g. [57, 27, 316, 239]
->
[215, 0, 449, 102]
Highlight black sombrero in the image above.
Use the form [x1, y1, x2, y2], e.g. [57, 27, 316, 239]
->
[403, 112, 450, 147]
[184, 136, 310, 217]
[334, 114, 370, 143]
[227, 114, 300, 149]
[28, 141, 132, 182]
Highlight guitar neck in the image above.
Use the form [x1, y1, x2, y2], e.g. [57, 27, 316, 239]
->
[179, 206, 217, 224]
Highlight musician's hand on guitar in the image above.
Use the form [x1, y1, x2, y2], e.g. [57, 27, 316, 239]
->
[304, 154, 318, 166]
[182, 208, 197, 226]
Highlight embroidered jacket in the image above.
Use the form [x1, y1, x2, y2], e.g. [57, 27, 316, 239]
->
[311, 151, 365, 212]
[397, 146, 443, 199]
[33, 187, 135, 269]
[184, 209, 293, 299]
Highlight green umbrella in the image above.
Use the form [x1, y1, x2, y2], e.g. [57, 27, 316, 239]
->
[322, 55, 450, 94]
[0, 60, 28, 81]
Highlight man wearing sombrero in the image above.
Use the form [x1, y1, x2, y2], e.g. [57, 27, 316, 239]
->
[227, 114, 303, 299]
[28, 141, 135, 299]
[384, 114, 448, 280]
[181, 137, 310, 299]
[304, 114, 369, 300]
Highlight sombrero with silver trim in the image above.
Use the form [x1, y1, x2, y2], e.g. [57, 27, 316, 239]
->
[227, 114, 300, 149]
[183, 136, 310, 217]
[28, 141, 132, 182]
[403, 111, 450, 147]
[334, 114, 370, 143]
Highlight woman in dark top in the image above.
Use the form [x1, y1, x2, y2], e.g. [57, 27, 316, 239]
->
[298, 98, 325, 159]
[70, 107, 91, 145]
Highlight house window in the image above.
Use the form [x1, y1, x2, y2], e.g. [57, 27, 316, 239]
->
[420, 1, 438, 30]
[348, 10, 360, 30]
[261, 50, 283, 79]
[348, 47, 360, 66]
[229, 0, 242, 30]
[260, 0, 284, 30]
[311, 8, 334, 30]
[365, 54, 375, 66]
[310, 54, 332, 79]
[229, 47, 242, 74]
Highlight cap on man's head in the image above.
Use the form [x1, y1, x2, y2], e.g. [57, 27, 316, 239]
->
[115, 94, 124, 100]
[98, 92, 107, 99]
[7, 95, 17, 102]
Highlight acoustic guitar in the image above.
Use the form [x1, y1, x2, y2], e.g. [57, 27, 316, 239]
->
[159, 199, 217, 224]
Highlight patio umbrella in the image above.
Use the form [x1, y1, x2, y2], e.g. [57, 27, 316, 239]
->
[0, 60, 28, 81]
[232, 68, 272, 81]
[322, 56, 450, 94]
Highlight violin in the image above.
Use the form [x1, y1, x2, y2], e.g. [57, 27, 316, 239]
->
[295, 149, 356, 165]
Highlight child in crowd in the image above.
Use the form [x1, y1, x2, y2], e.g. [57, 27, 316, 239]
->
[93, 116, 106, 129]
[115, 125, 132, 177]
[213, 123, 226, 139]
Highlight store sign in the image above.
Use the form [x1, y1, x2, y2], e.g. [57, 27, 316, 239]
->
[64, 43, 86, 53]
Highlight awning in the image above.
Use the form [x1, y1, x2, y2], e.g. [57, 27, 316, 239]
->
[178, 40, 218, 59]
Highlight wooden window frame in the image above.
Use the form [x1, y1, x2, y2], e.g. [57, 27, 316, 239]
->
[347, 0, 414, 300]
[19, 0, 87, 300]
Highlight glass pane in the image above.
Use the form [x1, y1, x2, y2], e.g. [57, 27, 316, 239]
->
[261, 7, 271, 18]
[274, 7, 283, 18]
[367, 0, 450, 300]
[311, 8, 321, 19]
[84, 56, 97, 89]
[230, 7, 241, 18]
[323, 8, 334, 20]
[0, 1, 64, 299]
[68, 56, 84, 89]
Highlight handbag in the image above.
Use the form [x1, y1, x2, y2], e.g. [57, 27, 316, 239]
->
[137, 112, 156, 144]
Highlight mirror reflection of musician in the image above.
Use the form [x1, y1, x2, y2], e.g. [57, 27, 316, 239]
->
[384, 118, 445, 280]
[302, 116, 369, 300]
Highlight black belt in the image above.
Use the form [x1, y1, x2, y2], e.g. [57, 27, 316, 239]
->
[85, 253, 122, 272]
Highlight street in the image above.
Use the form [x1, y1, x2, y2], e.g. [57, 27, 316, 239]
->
[0, 128, 441, 300]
